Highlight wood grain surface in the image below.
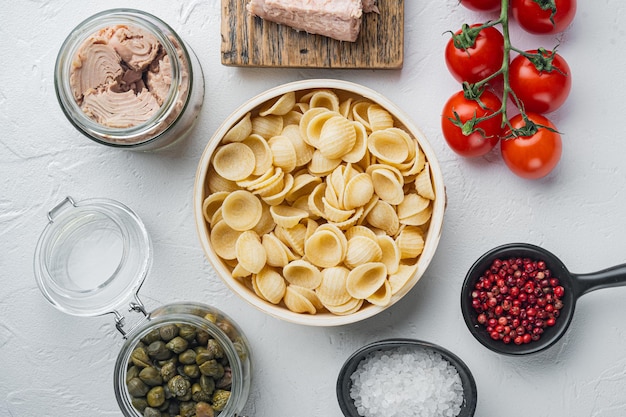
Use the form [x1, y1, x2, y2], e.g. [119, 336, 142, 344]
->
[221, 0, 404, 69]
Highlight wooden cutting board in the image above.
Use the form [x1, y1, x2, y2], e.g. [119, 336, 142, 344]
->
[220, 0, 404, 69]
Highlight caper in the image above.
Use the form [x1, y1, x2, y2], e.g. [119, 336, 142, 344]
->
[195, 350, 214, 366]
[216, 366, 232, 389]
[178, 349, 197, 365]
[159, 324, 179, 342]
[178, 324, 197, 341]
[166, 336, 189, 354]
[146, 386, 165, 408]
[183, 364, 200, 379]
[139, 366, 163, 386]
[191, 383, 212, 402]
[127, 377, 150, 397]
[142, 328, 162, 345]
[126, 365, 140, 383]
[196, 329, 210, 346]
[206, 339, 224, 359]
[211, 389, 231, 412]
[143, 406, 162, 417]
[196, 401, 215, 417]
[160, 361, 177, 382]
[178, 401, 197, 417]
[204, 313, 217, 323]
[217, 321, 237, 341]
[147, 340, 172, 361]
[131, 396, 148, 412]
[167, 375, 190, 398]
[199, 360, 224, 379]
[199, 375, 215, 395]
[130, 346, 152, 368]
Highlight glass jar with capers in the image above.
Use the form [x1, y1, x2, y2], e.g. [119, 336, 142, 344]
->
[114, 302, 251, 417]
[34, 197, 252, 417]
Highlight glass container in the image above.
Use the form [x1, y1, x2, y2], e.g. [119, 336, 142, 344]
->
[54, 9, 205, 151]
[34, 196, 251, 417]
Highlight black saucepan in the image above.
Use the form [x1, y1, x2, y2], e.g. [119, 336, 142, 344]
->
[461, 242, 626, 355]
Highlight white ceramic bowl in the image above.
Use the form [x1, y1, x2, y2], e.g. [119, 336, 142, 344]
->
[194, 79, 445, 326]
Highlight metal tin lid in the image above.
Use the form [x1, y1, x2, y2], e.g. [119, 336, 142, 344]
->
[34, 196, 152, 317]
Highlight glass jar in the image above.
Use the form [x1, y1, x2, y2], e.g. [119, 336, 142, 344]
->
[34, 196, 251, 417]
[54, 9, 205, 151]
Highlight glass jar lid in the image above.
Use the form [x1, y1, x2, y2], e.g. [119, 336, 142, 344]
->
[34, 196, 152, 317]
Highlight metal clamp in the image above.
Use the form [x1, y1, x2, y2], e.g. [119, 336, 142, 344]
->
[47, 196, 76, 222]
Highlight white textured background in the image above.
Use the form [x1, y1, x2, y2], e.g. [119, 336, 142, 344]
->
[2, 1, 626, 416]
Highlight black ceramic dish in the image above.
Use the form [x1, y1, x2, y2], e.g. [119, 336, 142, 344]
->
[336, 338, 477, 417]
[461, 242, 626, 355]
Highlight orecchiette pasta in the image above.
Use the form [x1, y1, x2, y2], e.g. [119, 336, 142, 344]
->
[203, 89, 437, 316]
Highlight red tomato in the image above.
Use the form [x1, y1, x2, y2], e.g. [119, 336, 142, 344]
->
[509, 49, 572, 113]
[511, 0, 576, 34]
[445, 25, 504, 84]
[460, 0, 501, 12]
[501, 113, 562, 179]
[441, 90, 503, 157]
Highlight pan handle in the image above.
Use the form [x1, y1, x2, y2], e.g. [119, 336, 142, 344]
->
[571, 263, 626, 297]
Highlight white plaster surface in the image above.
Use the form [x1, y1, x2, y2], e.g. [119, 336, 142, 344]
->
[2, 1, 626, 416]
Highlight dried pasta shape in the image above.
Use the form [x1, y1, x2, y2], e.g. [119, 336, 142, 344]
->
[235, 230, 267, 274]
[351, 100, 373, 131]
[400, 204, 433, 226]
[282, 124, 314, 167]
[397, 193, 430, 220]
[316, 266, 352, 306]
[343, 172, 374, 210]
[259, 91, 296, 116]
[367, 129, 410, 166]
[345, 225, 378, 241]
[202, 191, 229, 224]
[243, 134, 273, 176]
[367, 104, 394, 131]
[292, 195, 317, 220]
[212, 143, 256, 181]
[305, 110, 341, 149]
[307, 89, 340, 112]
[330, 206, 364, 230]
[209, 207, 223, 228]
[299, 107, 328, 146]
[339, 97, 354, 119]
[252, 202, 275, 236]
[344, 236, 383, 269]
[342, 121, 368, 164]
[404, 146, 426, 177]
[269, 135, 297, 173]
[366, 279, 392, 306]
[322, 197, 354, 223]
[396, 226, 425, 259]
[210, 220, 243, 261]
[415, 162, 435, 200]
[270, 205, 309, 228]
[318, 115, 357, 159]
[377, 234, 401, 275]
[251, 114, 283, 139]
[236, 166, 276, 189]
[221, 190, 263, 231]
[303, 218, 319, 241]
[365, 200, 399, 236]
[289, 285, 324, 310]
[231, 263, 251, 278]
[282, 111, 303, 126]
[222, 112, 252, 143]
[370, 167, 405, 205]
[315, 223, 348, 257]
[275, 223, 307, 256]
[304, 229, 345, 268]
[325, 297, 364, 315]
[285, 172, 322, 203]
[358, 195, 380, 225]
[283, 285, 317, 314]
[388, 264, 417, 295]
[308, 150, 342, 176]
[262, 232, 295, 268]
[307, 182, 327, 218]
[261, 173, 294, 207]
[283, 259, 322, 289]
[246, 168, 284, 193]
[346, 262, 388, 299]
[207, 166, 239, 194]
[254, 266, 286, 304]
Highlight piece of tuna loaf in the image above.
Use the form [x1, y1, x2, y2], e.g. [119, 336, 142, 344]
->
[247, 0, 378, 42]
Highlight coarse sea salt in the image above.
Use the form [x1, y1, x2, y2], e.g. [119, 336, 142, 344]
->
[349, 346, 464, 417]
